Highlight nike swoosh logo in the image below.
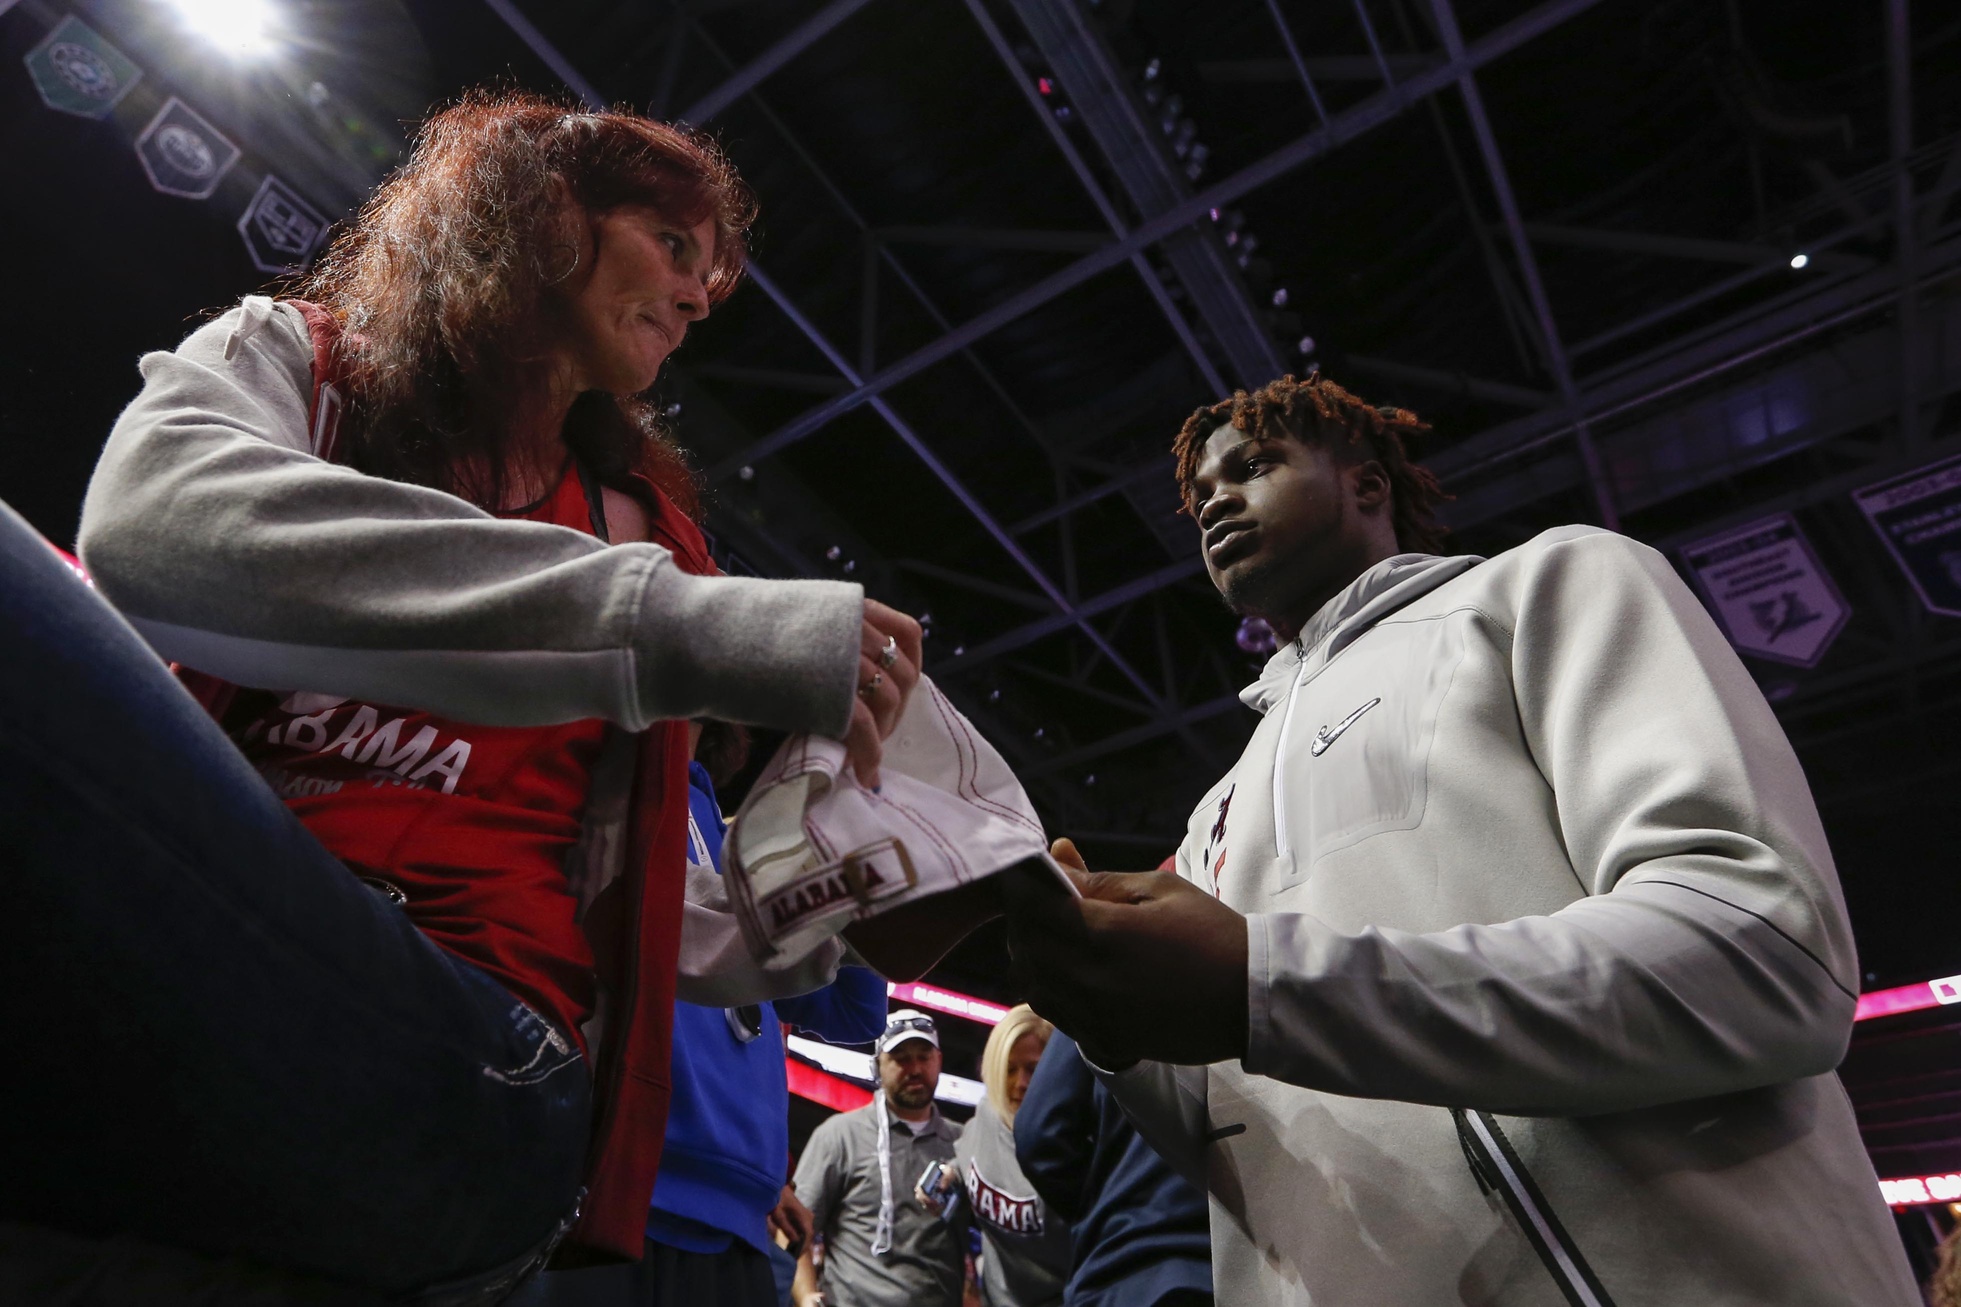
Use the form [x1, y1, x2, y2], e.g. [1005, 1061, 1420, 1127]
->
[1309, 697, 1381, 757]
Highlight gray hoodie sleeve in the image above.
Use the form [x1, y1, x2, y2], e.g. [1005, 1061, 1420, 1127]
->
[1244, 530, 1858, 1116]
[78, 299, 861, 737]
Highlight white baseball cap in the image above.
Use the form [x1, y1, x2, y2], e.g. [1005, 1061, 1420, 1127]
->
[875, 1009, 940, 1056]
[724, 677, 1077, 966]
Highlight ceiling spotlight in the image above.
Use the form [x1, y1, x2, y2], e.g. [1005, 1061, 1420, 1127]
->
[1143, 57, 1162, 82]
[841, 559, 856, 574]
[159, 0, 277, 56]
[1033, 727, 1045, 740]
[1084, 773, 1096, 786]
[1271, 288, 1289, 308]
[738, 465, 755, 481]
[1297, 335, 1317, 356]
[1037, 77, 1054, 96]
[988, 689, 1001, 702]
[1789, 252, 1810, 270]
[953, 645, 966, 657]
[825, 545, 842, 561]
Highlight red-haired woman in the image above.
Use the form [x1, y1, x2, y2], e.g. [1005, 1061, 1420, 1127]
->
[0, 93, 918, 1298]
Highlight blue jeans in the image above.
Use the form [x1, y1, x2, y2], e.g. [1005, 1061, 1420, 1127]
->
[0, 501, 591, 1296]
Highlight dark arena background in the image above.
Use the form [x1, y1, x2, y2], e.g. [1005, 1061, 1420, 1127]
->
[5, 0, 1961, 1282]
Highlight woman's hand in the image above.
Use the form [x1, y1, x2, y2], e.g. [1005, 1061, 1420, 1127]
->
[843, 600, 923, 789]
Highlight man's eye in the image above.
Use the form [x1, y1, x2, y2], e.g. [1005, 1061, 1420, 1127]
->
[1243, 457, 1269, 476]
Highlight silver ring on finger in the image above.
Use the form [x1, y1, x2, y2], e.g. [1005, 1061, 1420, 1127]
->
[859, 671, 885, 699]
[878, 635, 899, 670]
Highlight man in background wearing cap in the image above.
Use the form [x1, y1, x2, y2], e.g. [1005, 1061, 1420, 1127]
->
[791, 1010, 967, 1307]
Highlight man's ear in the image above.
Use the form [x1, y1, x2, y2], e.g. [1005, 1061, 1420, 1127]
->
[1348, 458, 1392, 513]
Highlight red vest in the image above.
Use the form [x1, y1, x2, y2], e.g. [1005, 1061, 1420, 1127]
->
[178, 301, 701, 1263]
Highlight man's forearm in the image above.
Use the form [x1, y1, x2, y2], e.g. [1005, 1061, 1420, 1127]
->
[1247, 882, 1854, 1115]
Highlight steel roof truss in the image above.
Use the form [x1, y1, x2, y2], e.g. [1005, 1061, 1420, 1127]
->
[708, 0, 1611, 483]
[1424, 0, 1619, 529]
[958, 0, 1229, 396]
[1006, 0, 1285, 390]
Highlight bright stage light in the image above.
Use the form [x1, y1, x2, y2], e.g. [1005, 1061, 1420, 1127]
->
[160, 0, 278, 57]
[1789, 252, 1810, 269]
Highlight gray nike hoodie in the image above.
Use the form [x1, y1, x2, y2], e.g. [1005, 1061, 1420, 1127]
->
[1103, 529, 1918, 1306]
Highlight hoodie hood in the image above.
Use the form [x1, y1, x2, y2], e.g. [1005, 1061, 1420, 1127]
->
[1240, 552, 1484, 714]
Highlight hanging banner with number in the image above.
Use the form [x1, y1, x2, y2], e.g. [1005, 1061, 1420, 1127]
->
[136, 97, 240, 200]
[1853, 452, 1961, 618]
[237, 174, 328, 274]
[1681, 513, 1849, 667]
[25, 15, 141, 120]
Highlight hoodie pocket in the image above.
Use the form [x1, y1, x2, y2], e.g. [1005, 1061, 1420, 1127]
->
[1274, 614, 1467, 886]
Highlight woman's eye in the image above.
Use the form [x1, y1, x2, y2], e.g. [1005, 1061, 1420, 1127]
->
[660, 233, 684, 256]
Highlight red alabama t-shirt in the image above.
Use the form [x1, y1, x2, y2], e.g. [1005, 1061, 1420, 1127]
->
[237, 461, 669, 1054]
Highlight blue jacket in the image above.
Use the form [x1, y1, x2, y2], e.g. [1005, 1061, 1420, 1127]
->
[646, 763, 888, 1254]
[1013, 1032, 1212, 1307]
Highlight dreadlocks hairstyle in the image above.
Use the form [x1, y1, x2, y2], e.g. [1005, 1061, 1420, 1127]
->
[297, 88, 758, 518]
[1170, 372, 1452, 555]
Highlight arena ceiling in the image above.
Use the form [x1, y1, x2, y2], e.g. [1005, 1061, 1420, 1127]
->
[3, 0, 1958, 985]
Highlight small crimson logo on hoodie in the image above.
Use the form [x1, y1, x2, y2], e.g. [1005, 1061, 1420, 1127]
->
[968, 1160, 1044, 1236]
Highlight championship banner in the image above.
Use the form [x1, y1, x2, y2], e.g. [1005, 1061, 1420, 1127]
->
[136, 97, 240, 200]
[237, 175, 328, 274]
[1853, 452, 1961, 618]
[1681, 513, 1849, 667]
[25, 15, 141, 120]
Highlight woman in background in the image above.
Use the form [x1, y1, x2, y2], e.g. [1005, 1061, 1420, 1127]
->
[928, 1005, 1071, 1307]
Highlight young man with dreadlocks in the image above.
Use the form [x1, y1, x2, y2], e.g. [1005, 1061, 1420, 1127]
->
[1004, 374, 1916, 1305]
